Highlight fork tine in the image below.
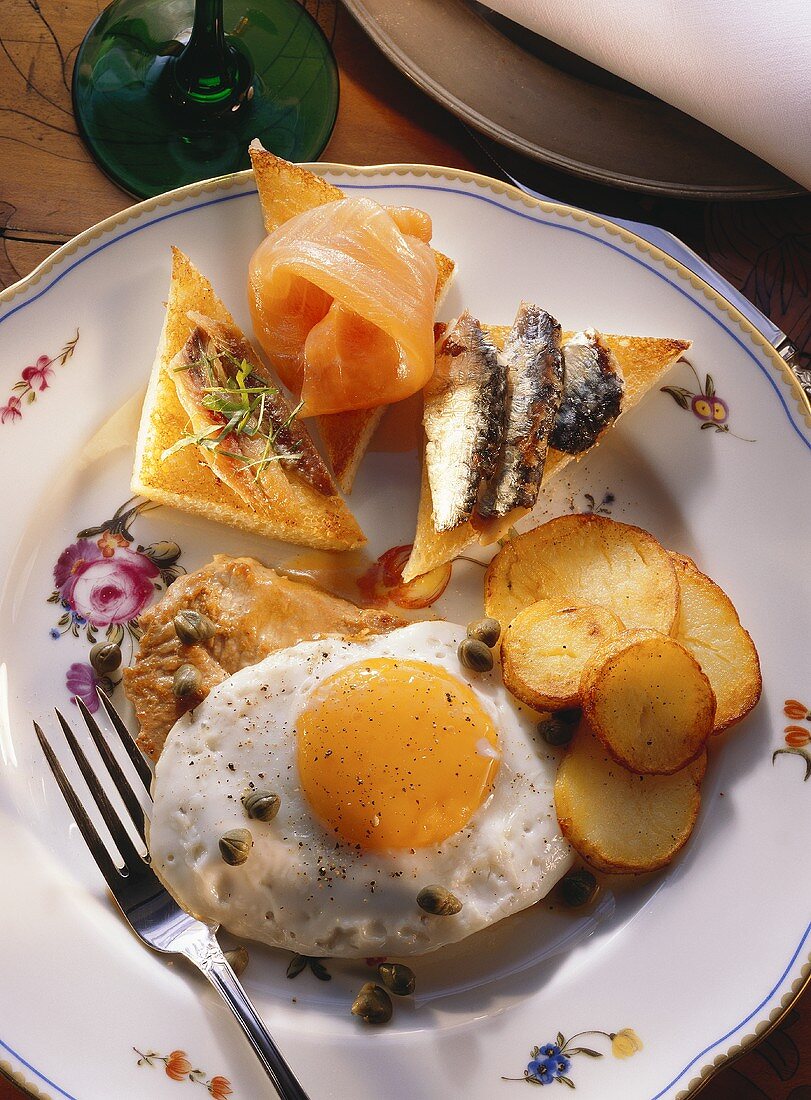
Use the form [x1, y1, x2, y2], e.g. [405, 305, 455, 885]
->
[75, 697, 147, 844]
[97, 688, 153, 794]
[34, 721, 122, 893]
[55, 708, 145, 872]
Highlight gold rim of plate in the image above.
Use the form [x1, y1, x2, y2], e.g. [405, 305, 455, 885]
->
[0, 164, 808, 1100]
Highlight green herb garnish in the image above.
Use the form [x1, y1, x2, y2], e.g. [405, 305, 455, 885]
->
[162, 339, 302, 481]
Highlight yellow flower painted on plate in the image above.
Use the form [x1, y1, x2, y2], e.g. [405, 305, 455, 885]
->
[611, 1028, 643, 1059]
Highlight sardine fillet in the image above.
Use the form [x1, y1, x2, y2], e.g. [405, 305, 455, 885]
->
[479, 303, 563, 518]
[187, 313, 336, 496]
[402, 331, 690, 584]
[170, 320, 337, 523]
[550, 330, 625, 455]
[130, 247, 365, 551]
[424, 312, 506, 532]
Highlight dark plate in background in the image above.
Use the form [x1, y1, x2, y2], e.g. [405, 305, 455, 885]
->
[341, 0, 804, 200]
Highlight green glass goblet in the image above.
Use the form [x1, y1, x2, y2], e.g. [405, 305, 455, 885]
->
[73, 0, 339, 199]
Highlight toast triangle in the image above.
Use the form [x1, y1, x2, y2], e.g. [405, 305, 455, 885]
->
[249, 142, 456, 492]
[402, 331, 690, 581]
[131, 248, 366, 551]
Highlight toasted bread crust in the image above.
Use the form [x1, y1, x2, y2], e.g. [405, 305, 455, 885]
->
[249, 143, 456, 492]
[402, 331, 691, 582]
[131, 248, 365, 550]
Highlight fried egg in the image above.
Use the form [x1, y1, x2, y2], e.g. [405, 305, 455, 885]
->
[149, 621, 573, 957]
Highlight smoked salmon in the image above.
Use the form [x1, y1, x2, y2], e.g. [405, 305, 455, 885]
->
[248, 197, 438, 417]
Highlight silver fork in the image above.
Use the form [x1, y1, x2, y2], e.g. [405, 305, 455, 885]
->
[34, 690, 310, 1100]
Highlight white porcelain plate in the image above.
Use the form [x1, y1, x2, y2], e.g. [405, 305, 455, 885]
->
[0, 166, 809, 1100]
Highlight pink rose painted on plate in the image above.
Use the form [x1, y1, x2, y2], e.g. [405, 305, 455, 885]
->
[48, 498, 185, 710]
[55, 539, 159, 627]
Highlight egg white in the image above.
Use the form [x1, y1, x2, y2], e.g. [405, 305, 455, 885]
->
[149, 621, 573, 957]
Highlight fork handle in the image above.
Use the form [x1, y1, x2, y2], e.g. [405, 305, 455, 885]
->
[189, 938, 310, 1099]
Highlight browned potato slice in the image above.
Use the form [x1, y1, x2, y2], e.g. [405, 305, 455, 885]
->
[670, 553, 762, 733]
[485, 514, 679, 638]
[501, 599, 625, 709]
[580, 628, 715, 774]
[555, 722, 705, 873]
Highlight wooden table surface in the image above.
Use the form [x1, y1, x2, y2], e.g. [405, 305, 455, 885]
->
[1, 2, 809, 1098]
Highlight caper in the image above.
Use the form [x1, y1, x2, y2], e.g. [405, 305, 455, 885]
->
[173, 609, 216, 646]
[89, 641, 122, 676]
[219, 828, 253, 866]
[458, 637, 494, 673]
[173, 663, 202, 699]
[351, 982, 392, 1025]
[242, 789, 281, 823]
[224, 946, 249, 977]
[466, 617, 501, 647]
[416, 884, 462, 916]
[377, 962, 416, 996]
[538, 711, 579, 747]
[559, 867, 598, 908]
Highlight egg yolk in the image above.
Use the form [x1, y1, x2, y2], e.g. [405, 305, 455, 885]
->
[296, 658, 500, 851]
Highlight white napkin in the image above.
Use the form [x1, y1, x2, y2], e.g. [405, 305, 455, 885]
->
[483, 0, 811, 190]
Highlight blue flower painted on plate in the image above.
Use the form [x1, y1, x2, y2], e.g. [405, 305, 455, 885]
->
[526, 1057, 557, 1086]
[548, 1055, 571, 1077]
[505, 1029, 642, 1088]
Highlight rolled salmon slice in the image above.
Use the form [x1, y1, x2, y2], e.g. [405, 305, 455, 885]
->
[248, 197, 438, 417]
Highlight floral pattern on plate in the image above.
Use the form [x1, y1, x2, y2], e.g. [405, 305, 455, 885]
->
[574, 491, 615, 516]
[286, 954, 332, 981]
[773, 699, 811, 780]
[661, 360, 753, 440]
[505, 1029, 642, 1088]
[134, 1048, 233, 1097]
[48, 497, 184, 711]
[1, 330, 79, 423]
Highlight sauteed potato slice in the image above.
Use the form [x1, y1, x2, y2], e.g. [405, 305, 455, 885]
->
[485, 514, 679, 638]
[554, 723, 706, 874]
[669, 553, 761, 734]
[580, 628, 716, 775]
[500, 599, 624, 710]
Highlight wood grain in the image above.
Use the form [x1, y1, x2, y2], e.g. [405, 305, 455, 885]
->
[0, 2, 809, 1098]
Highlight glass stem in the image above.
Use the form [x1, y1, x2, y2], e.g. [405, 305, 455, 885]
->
[172, 0, 252, 109]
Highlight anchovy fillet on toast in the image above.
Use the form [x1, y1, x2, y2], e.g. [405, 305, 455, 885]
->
[423, 311, 507, 532]
[479, 302, 563, 518]
[169, 313, 337, 514]
[550, 330, 625, 454]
